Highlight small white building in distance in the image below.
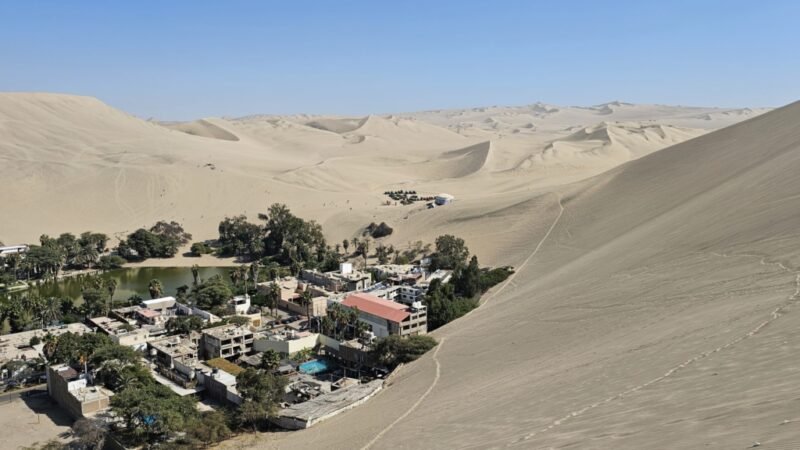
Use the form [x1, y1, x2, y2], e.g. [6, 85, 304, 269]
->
[434, 193, 455, 205]
[0, 245, 29, 257]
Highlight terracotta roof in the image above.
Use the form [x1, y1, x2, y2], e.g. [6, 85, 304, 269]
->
[137, 308, 161, 319]
[342, 293, 409, 323]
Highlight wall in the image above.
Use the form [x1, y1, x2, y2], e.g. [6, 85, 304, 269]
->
[254, 333, 319, 355]
[46, 366, 82, 420]
[319, 334, 339, 351]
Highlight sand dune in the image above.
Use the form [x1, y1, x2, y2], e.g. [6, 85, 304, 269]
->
[163, 118, 240, 141]
[0, 93, 767, 267]
[516, 122, 706, 170]
[258, 101, 800, 450]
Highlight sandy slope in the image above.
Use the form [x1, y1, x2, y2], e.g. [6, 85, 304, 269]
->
[251, 102, 800, 449]
[0, 93, 764, 269]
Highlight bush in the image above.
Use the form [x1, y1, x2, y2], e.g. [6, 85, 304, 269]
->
[479, 266, 514, 292]
[190, 242, 212, 256]
[373, 335, 437, 368]
[97, 255, 126, 270]
[365, 222, 394, 239]
[29, 336, 42, 346]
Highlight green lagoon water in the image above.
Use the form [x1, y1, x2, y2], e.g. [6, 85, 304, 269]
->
[28, 266, 229, 302]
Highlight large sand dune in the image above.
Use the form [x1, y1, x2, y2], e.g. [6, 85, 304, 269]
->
[253, 102, 800, 449]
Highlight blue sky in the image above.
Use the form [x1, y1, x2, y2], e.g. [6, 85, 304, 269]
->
[1, 1, 798, 119]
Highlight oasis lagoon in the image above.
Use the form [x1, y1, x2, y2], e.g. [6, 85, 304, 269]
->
[28, 266, 229, 303]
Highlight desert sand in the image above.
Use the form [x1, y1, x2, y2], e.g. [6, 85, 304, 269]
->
[0, 93, 766, 268]
[5, 93, 797, 449]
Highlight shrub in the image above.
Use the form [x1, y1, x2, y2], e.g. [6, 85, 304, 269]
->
[373, 335, 437, 368]
[365, 222, 394, 239]
[97, 255, 126, 270]
[190, 242, 212, 256]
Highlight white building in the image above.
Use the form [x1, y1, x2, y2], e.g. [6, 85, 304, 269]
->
[228, 295, 251, 315]
[0, 245, 29, 257]
[434, 193, 455, 205]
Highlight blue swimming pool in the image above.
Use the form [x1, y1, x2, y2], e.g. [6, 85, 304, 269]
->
[298, 359, 331, 375]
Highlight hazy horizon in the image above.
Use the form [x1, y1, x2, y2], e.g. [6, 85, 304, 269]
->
[2, 1, 798, 120]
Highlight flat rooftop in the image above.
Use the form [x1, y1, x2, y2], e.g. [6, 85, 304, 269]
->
[203, 324, 254, 340]
[0, 323, 91, 363]
[278, 379, 383, 423]
[149, 334, 199, 357]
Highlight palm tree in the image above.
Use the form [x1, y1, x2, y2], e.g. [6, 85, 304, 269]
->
[260, 349, 281, 371]
[335, 243, 341, 255]
[78, 245, 99, 269]
[354, 319, 369, 340]
[238, 265, 249, 292]
[360, 238, 371, 268]
[250, 262, 260, 287]
[42, 297, 62, 326]
[300, 290, 313, 320]
[351, 237, 359, 254]
[191, 264, 200, 286]
[229, 268, 240, 288]
[268, 281, 281, 317]
[148, 279, 163, 299]
[105, 279, 118, 313]
[319, 316, 334, 335]
[342, 239, 350, 255]
[347, 307, 360, 339]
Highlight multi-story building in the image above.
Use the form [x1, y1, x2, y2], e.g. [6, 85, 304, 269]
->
[340, 293, 427, 338]
[148, 332, 201, 384]
[301, 263, 372, 293]
[201, 325, 255, 359]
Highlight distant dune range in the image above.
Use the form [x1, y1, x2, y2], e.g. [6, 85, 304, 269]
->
[0, 92, 767, 267]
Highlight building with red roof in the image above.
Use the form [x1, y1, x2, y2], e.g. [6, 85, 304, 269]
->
[341, 293, 427, 337]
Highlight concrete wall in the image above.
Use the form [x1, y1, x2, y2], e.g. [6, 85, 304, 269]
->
[46, 366, 82, 420]
[319, 334, 339, 351]
[254, 333, 319, 355]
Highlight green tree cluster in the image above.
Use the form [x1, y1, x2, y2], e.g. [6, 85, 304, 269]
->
[429, 234, 470, 270]
[192, 274, 233, 312]
[117, 221, 190, 260]
[235, 368, 288, 430]
[217, 215, 264, 259]
[423, 236, 515, 330]
[216, 204, 341, 272]
[373, 335, 437, 369]
[165, 315, 205, 335]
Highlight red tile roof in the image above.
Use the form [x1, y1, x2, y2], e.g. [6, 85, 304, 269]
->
[137, 308, 161, 319]
[342, 293, 409, 323]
